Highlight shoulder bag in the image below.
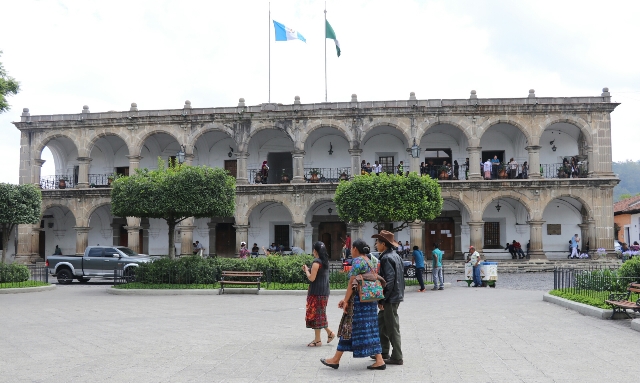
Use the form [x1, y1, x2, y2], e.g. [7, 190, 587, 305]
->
[354, 258, 386, 302]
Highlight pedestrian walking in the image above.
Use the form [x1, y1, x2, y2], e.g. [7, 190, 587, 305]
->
[469, 246, 482, 287]
[411, 245, 426, 292]
[569, 234, 580, 258]
[238, 242, 249, 259]
[372, 230, 405, 365]
[303, 241, 335, 347]
[320, 239, 386, 370]
[431, 243, 444, 290]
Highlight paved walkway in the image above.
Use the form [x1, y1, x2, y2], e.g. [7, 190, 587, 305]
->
[2, 282, 639, 383]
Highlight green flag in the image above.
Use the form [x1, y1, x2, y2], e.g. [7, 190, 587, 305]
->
[325, 20, 341, 57]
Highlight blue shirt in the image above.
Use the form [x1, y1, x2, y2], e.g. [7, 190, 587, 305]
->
[432, 248, 443, 267]
[412, 250, 424, 268]
[570, 237, 578, 248]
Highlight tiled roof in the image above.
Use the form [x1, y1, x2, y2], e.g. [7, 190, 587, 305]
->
[614, 195, 640, 214]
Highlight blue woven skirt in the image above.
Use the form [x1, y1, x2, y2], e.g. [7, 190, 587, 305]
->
[337, 295, 382, 358]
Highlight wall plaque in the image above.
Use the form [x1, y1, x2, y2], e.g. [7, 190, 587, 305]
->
[547, 224, 561, 235]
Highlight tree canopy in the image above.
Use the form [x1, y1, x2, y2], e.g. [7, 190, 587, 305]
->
[0, 51, 20, 114]
[111, 161, 236, 258]
[334, 172, 443, 232]
[0, 183, 42, 263]
[613, 160, 640, 201]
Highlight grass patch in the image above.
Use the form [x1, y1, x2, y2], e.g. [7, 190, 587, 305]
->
[549, 289, 612, 309]
[0, 281, 51, 289]
[114, 283, 219, 289]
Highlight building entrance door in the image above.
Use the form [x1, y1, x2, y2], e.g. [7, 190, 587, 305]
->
[216, 223, 236, 257]
[267, 152, 293, 184]
[318, 222, 347, 260]
[424, 217, 455, 260]
[39, 221, 45, 259]
[224, 160, 237, 178]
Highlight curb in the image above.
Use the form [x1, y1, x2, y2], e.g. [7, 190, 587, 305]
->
[0, 284, 56, 294]
[631, 319, 640, 332]
[543, 293, 614, 320]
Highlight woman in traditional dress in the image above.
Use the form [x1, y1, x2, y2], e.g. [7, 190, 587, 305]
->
[320, 239, 386, 370]
[260, 161, 269, 183]
[302, 241, 335, 347]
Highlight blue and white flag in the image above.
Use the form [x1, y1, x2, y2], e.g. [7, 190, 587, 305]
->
[273, 20, 306, 42]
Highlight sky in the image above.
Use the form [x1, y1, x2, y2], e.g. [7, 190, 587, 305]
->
[1, 0, 639, 183]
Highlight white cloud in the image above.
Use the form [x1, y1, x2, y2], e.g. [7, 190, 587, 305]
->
[1, 0, 638, 182]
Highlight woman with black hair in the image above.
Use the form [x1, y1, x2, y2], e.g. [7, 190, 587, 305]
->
[321, 239, 385, 370]
[303, 241, 335, 347]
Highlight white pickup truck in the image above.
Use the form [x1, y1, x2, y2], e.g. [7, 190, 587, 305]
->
[46, 246, 157, 284]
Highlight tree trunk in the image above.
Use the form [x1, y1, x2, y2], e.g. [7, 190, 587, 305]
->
[1, 223, 13, 264]
[167, 220, 176, 259]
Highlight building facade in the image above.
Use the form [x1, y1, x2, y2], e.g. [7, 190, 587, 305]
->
[10, 89, 619, 263]
[613, 195, 640, 245]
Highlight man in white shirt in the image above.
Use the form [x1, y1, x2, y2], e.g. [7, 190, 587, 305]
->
[374, 161, 382, 175]
[468, 246, 482, 287]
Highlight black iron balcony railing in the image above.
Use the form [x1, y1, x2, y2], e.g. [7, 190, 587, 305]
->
[40, 175, 75, 189]
[304, 168, 351, 183]
[89, 173, 115, 187]
[540, 162, 589, 179]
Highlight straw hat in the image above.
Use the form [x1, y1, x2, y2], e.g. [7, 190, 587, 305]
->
[371, 230, 399, 247]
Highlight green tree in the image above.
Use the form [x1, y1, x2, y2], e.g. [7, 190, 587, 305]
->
[111, 161, 236, 258]
[0, 183, 42, 263]
[0, 51, 20, 114]
[334, 172, 443, 233]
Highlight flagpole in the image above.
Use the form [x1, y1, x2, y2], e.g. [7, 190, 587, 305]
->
[324, 2, 327, 102]
[269, 2, 271, 103]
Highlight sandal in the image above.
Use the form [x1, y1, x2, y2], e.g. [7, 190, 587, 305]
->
[327, 332, 336, 344]
[307, 340, 322, 347]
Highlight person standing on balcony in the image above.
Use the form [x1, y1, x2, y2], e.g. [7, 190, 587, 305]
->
[464, 158, 469, 180]
[521, 161, 529, 179]
[260, 161, 269, 184]
[491, 155, 500, 179]
[570, 234, 580, 259]
[508, 158, 518, 179]
[428, 159, 437, 178]
[397, 161, 404, 175]
[374, 161, 382, 176]
[453, 160, 459, 180]
[420, 162, 426, 176]
[483, 159, 492, 180]
[304, 241, 335, 347]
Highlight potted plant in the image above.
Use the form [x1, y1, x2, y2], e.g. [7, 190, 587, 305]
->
[438, 165, 450, 180]
[58, 177, 67, 189]
[339, 171, 349, 181]
[280, 169, 290, 183]
[254, 172, 262, 184]
[309, 168, 321, 183]
[498, 164, 508, 179]
[107, 175, 114, 186]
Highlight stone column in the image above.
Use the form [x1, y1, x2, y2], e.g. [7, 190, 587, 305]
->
[31, 226, 43, 261]
[184, 154, 195, 166]
[586, 146, 595, 177]
[127, 155, 142, 172]
[525, 145, 542, 179]
[125, 217, 142, 253]
[235, 152, 249, 185]
[19, 129, 31, 185]
[468, 221, 484, 253]
[410, 156, 420, 176]
[178, 217, 195, 256]
[291, 223, 306, 250]
[141, 220, 150, 255]
[311, 221, 320, 243]
[409, 221, 423, 253]
[74, 227, 91, 255]
[347, 222, 364, 241]
[348, 149, 362, 180]
[466, 147, 482, 180]
[234, 224, 249, 255]
[76, 157, 92, 188]
[208, 222, 217, 257]
[291, 150, 305, 184]
[528, 220, 546, 259]
[33, 159, 45, 186]
[14, 224, 34, 264]
[587, 219, 596, 253]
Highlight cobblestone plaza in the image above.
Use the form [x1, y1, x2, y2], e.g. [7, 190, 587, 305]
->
[2, 276, 639, 383]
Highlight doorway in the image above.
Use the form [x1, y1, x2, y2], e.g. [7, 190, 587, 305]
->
[481, 150, 505, 163]
[224, 160, 237, 178]
[318, 222, 347, 260]
[216, 223, 236, 257]
[267, 152, 293, 184]
[118, 225, 144, 253]
[424, 217, 454, 260]
[39, 220, 45, 259]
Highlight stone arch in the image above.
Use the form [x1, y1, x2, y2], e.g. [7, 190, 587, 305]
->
[246, 123, 295, 147]
[245, 197, 295, 225]
[541, 193, 593, 221]
[41, 202, 77, 222]
[300, 120, 353, 148]
[133, 129, 182, 157]
[34, 132, 80, 159]
[541, 116, 593, 148]
[361, 119, 411, 146]
[86, 202, 115, 225]
[417, 117, 473, 144]
[479, 190, 533, 219]
[186, 123, 237, 154]
[86, 132, 132, 159]
[303, 197, 337, 221]
[477, 117, 533, 145]
[440, 193, 473, 220]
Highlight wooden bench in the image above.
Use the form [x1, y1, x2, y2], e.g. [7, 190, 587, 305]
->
[219, 271, 263, 294]
[605, 282, 640, 319]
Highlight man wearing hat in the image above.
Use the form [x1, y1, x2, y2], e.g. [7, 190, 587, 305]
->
[371, 230, 405, 365]
[469, 246, 482, 287]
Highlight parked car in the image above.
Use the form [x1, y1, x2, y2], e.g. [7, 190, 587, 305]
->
[46, 246, 158, 284]
[342, 251, 416, 277]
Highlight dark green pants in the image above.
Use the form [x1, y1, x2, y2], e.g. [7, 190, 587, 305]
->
[378, 302, 402, 360]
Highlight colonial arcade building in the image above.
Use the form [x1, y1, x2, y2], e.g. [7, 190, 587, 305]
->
[10, 90, 618, 263]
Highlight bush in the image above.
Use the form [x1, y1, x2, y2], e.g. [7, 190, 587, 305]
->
[0, 263, 30, 283]
[134, 255, 315, 285]
[549, 289, 610, 309]
[574, 269, 628, 292]
[618, 257, 640, 283]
